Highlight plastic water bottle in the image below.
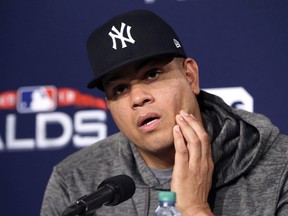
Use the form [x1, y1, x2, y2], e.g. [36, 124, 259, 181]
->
[154, 191, 181, 216]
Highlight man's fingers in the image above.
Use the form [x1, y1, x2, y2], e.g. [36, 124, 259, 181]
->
[173, 125, 188, 154]
[179, 111, 211, 157]
[174, 110, 214, 177]
[173, 125, 189, 178]
[175, 112, 202, 164]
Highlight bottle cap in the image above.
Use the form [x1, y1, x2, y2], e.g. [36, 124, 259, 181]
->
[158, 191, 176, 202]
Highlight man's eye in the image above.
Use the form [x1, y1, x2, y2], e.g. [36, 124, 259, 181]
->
[113, 85, 129, 96]
[146, 69, 160, 80]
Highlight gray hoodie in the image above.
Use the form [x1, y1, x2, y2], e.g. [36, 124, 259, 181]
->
[41, 91, 288, 215]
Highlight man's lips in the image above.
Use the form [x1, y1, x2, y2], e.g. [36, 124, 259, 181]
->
[137, 113, 161, 128]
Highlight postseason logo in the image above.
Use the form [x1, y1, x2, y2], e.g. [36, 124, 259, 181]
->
[0, 85, 108, 151]
[203, 87, 254, 112]
[17, 86, 57, 113]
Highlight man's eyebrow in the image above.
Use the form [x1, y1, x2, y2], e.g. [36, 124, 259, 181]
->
[135, 57, 168, 71]
[135, 59, 155, 71]
[102, 74, 123, 87]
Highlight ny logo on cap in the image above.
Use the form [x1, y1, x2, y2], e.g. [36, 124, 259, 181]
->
[108, 22, 135, 50]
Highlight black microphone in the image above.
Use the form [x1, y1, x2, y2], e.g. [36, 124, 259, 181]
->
[62, 174, 136, 216]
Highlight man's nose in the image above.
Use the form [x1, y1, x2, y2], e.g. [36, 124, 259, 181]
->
[129, 83, 154, 109]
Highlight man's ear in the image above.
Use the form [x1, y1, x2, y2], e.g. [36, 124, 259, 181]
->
[105, 97, 110, 110]
[183, 58, 200, 95]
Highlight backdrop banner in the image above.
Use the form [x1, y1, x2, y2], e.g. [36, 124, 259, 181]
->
[1, 0, 287, 215]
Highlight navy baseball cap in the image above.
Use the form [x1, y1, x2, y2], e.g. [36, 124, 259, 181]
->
[86, 9, 187, 90]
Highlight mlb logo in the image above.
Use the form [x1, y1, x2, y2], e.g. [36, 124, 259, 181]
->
[17, 86, 57, 113]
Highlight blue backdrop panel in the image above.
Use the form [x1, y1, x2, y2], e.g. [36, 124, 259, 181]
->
[1, 0, 288, 215]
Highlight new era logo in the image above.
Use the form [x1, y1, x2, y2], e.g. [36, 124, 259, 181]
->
[17, 86, 57, 113]
[173, 39, 181, 48]
[108, 22, 135, 50]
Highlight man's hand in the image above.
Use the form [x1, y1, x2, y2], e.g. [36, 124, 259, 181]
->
[171, 110, 214, 216]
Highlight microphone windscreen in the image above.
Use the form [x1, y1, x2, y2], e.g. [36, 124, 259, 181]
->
[98, 174, 136, 206]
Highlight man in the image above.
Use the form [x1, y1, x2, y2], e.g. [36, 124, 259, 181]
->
[41, 10, 288, 216]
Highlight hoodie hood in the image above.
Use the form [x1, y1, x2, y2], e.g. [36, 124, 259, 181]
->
[198, 91, 280, 188]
